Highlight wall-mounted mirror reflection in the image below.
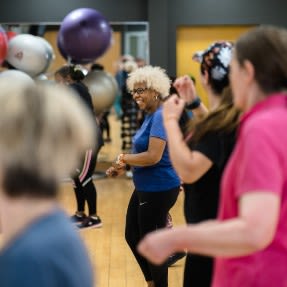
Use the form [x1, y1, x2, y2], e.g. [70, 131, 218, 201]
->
[1, 22, 149, 77]
[0, 21, 149, 147]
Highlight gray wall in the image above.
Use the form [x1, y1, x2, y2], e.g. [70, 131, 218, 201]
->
[148, 0, 287, 76]
[2, 0, 287, 75]
[0, 0, 147, 23]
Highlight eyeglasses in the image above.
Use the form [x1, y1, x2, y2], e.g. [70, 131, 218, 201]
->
[130, 87, 148, 95]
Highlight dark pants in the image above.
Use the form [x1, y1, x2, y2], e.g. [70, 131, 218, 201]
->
[125, 187, 180, 287]
[183, 254, 213, 287]
[183, 185, 214, 287]
[72, 149, 98, 215]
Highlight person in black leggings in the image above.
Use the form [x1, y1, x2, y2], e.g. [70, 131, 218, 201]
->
[55, 65, 103, 229]
[138, 42, 240, 287]
[106, 65, 181, 287]
[126, 188, 179, 286]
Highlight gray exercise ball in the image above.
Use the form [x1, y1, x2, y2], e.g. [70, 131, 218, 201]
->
[6, 34, 51, 77]
[35, 36, 55, 74]
[0, 70, 34, 86]
[83, 70, 118, 115]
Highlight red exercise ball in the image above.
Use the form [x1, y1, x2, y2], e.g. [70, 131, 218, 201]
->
[6, 31, 17, 41]
[0, 26, 8, 65]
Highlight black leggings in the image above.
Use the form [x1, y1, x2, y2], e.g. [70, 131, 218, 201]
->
[183, 253, 213, 287]
[72, 149, 98, 216]
[183, 186, 214, 287]
[125, 187, 180, 287]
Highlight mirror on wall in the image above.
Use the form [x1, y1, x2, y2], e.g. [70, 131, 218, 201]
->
[1, 22, 149, 77]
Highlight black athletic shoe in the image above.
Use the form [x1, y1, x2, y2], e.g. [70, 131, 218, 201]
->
[70, 213, 86, 223]
[166, 252, 186, 267]
[77, 216, 103, 229]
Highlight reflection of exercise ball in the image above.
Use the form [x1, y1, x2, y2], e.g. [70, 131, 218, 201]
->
[57, 8, 112, 64]
[6, 34, 50, 77]
[35, 37, 55, 73]
[34, 74, 48, 81]
[84, 71, 118, 115]
[6, 31, 17, 41]
[0, 26, 8, 65]
[0, 70, 34, 86]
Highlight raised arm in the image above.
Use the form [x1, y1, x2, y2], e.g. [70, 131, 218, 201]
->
[162, 95, 212, 183]
[173, 75, 208, 118]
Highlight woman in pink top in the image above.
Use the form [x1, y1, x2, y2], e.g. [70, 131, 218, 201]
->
[137, 25, 287, 287]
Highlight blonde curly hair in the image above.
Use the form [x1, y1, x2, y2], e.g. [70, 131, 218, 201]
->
[126, 65, 171, 98]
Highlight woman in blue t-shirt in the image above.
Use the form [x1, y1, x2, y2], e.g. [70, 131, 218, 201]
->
[106, 65, 180, 287]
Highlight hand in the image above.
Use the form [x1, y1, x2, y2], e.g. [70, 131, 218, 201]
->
[137, 229, 177, 265]
[162, 94, 185, 123]
[114, 153, 126, 169]
[106, 166, 126, 177]
[173, 75, 197, 104]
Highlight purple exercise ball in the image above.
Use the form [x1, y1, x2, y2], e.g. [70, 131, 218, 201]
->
[57, 8, 112, 64]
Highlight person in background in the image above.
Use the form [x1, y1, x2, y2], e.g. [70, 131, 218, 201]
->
[114, 54, 135, 119]
[90, 63, 104, 71]
[135, 57, 146, 68]
[55, 65, 103, 229]
[120, 59, 139, 151]
[0, 81, 96, 287]
[106, 65, 181, 287]
[138, 25, 287, 287]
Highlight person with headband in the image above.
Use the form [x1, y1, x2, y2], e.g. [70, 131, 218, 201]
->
[0, 81, 96, 287]
[106, 65, 181, 287]
[157, 41, 240, 287]
[55, 65, 103, 229]
[138, 25, 287, 287]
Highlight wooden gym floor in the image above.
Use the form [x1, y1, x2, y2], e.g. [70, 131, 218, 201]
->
[1, 113, 186, 287]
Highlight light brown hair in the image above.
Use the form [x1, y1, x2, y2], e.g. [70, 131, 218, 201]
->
[235, 25, 287, 94]
[186, 87, 240, 142]
[0, 81, 95, 198]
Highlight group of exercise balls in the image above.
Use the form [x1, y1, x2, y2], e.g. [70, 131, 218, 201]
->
[0, 7, 116, 114]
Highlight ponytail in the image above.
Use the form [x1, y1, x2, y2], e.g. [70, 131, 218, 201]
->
[186, 87, 241, 143]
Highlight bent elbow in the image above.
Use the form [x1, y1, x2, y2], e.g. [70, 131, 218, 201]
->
[148, 154, 162, 165]
[152, 158, 161, 165]
[178, 171, 197, 184]
[247, 231, 274, 252]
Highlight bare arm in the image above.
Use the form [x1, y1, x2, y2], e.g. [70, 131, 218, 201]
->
[121, 137, 166, 167]
[162, 95, 212, 183]
[173, 75, 208, 118]
[138, 192, 280, 264]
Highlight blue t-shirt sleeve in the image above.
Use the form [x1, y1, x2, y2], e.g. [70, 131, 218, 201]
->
[150, 109, 167, 141]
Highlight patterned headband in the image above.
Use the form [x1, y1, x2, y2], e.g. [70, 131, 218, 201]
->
[192, 41, 233, 81]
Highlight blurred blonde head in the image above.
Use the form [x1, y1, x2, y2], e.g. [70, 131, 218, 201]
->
[0, 80, 95, 198]
[126, 65, 171, 98]
[123, 60, 138, 73]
